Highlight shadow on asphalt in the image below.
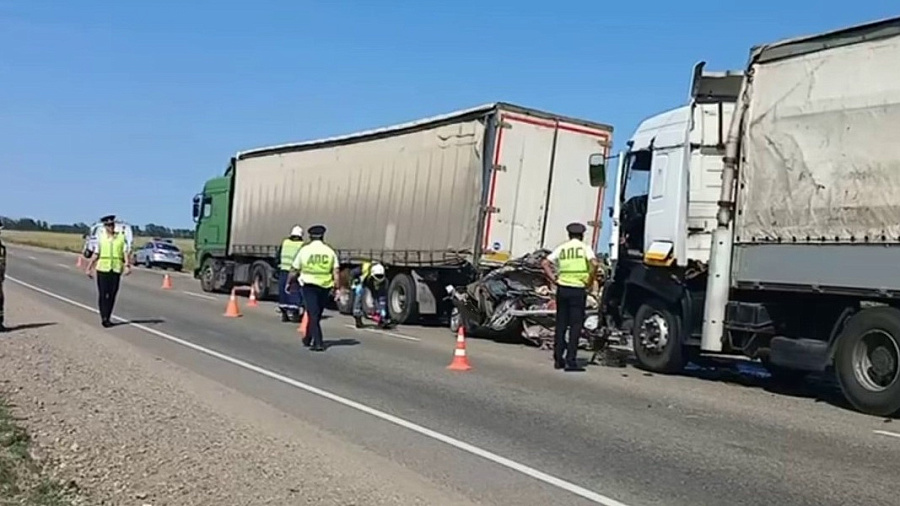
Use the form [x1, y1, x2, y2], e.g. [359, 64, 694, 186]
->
[323, 338, 360, 350]
[112, 318, 166, 327]
[2, 322, 57, 332]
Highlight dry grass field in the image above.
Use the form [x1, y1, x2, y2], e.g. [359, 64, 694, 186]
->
[2, 230, 196, 271]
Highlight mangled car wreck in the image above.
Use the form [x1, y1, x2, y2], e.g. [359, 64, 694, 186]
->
[447, 249, 623, 359]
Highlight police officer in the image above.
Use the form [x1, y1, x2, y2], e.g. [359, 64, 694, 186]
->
[349, 261, 390, 328]
[85, 215, 132, 327]
[276, 225, 305, 323]
[289, 224, 339, 351]
[541, 222, 600, 371]
[0, 221, 7, 333]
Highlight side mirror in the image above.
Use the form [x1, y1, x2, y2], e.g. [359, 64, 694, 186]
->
[192, 195, 201, 220]
[588, 154, 606, 188]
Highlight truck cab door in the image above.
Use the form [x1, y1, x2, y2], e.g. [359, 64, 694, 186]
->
[643, 140, 688, 267]
[608, 152, 627, 263]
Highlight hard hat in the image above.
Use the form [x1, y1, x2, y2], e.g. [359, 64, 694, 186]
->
[371, 263, 386, 277]
[290, 225, 304, 237]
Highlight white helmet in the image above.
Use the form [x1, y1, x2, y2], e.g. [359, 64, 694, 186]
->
[290, 225, 304, 237]
[371, 263, 386, 278]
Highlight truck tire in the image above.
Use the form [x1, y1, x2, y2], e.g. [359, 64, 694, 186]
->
[250, 261, 272, 300]
[632, 298, 686, 373]
[388, 273, 418, 324]
[199, 258, 217, 293]
[834, 306, 900, 417]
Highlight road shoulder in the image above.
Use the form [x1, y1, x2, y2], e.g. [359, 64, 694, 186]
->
[0, 283, 478, 505]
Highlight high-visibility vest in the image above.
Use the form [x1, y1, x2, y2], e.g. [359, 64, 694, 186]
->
[279, 238, 304, 271]
[296, 240, 337, 288]
[97, 231, 127, 274]
[555, 239, 592, 288]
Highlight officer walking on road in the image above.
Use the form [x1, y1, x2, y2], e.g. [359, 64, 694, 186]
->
[85, 215, 132, 327]
[0, 221, 7, 333]
[541, 222, 600, 371]
[289, 224, 339, 351]
[276, 225, 305, 323]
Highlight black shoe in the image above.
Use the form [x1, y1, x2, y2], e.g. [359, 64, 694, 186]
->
[311, 344, 325, 352]
[354, 316, 364, 329]
[101, 320, 113, 328]
[281, 311, 290, 323]
[301, 338, 311, 347]
[564, 363, 585, 372]
[0, 322, 6, 333]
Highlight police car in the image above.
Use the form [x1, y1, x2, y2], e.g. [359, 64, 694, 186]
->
[133, 238, 184, 271]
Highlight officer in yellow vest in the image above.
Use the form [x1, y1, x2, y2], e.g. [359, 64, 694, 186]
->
[0, 221, 7, 332]
[541, 222, 599, 371]
[85, 215, 132, 327]
[276, 225, 305, 323]
[289, 224, 339, 351]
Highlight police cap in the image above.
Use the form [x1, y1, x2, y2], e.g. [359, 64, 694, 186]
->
[100, 215, 116, 225]
[307, 224, 326, 238]
[566, 222, 586, 235]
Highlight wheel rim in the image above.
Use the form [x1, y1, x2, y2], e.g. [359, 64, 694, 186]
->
[202, 265, 214, 287]
[852, 329, 900, 392]
[391, 285, 407, 316]
[638, 313, 669, 355]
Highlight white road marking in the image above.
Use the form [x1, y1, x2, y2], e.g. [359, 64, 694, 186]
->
[55, 262, 70, 269]
[343, 324, 421, 342]
[8, 275, 630, 506]
[182, 291, 218, 301]
[27, 255, 37, 260]
[873, 430, 900, 439]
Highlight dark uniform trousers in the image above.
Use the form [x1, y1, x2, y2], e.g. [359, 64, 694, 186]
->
[96, 270, 122, 323]
[554, 285, 587, 366]
[301, 284, 330, 348]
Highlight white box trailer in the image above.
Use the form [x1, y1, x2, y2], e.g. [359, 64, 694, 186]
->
[601, 16, 900, 416]
[193, 102, 613, 324]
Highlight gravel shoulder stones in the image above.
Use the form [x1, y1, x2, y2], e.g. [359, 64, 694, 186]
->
[0, 285, 479, 505]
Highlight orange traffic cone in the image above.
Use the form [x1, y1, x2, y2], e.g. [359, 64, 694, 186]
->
[223, 289, 242, 317]
[161, 273, 173, 290]
[447, 326, 472, 371]
[247, 284, 259, 307]
[297, 311, 309, 337]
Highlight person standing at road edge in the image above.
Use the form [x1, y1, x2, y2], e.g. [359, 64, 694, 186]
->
[85, 215, 132, 327]
[276, 225, 305, 323]
[0, 221, 7, 332]
[541, 222, 599, 371]
[289, 224, 339, 351]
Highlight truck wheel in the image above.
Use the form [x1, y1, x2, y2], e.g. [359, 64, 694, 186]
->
[834, 307, 900, 417]
[388, 273, 418, 324]
[632, 298, 686, 373]
[250, 261, 272, 299]
[199, 258, 217, 293]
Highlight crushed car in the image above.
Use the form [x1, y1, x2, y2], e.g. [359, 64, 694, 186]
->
[446, 249, 627, 362]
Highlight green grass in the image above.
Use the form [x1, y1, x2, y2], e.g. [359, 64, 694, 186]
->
[0, 397, 81, 505]
[3, 230, 196, 272]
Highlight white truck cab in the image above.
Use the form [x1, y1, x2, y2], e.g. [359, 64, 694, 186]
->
[609, 62, 743, 268]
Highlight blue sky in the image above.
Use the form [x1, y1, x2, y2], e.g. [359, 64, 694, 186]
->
[1, 0, 896, 249]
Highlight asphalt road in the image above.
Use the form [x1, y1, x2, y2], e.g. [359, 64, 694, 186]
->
[5, 244, 899, 506]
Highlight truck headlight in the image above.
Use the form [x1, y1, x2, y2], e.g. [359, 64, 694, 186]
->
[584, 315, 599, 331]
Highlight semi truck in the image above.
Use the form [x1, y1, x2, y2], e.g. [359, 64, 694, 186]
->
[596, 16, 900, 416]
[192, 102, 613, 325]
